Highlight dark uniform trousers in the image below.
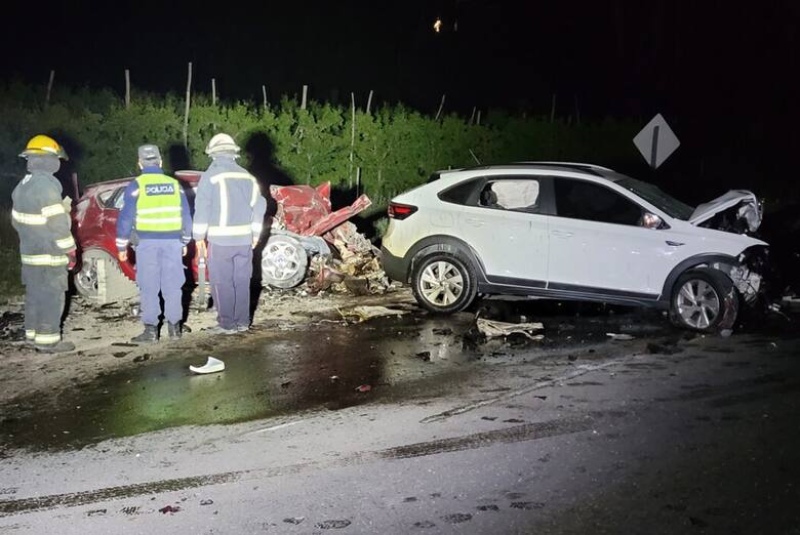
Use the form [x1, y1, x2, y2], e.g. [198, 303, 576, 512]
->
[23, 265, 68, 344]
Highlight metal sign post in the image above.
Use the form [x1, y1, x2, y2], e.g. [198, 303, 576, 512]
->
[634, 114, 680, 169]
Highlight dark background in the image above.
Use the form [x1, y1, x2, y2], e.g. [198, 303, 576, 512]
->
[1, 0, 797, 203]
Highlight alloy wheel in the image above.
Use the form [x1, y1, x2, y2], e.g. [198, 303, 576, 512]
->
[675, 279, 721, 330]
[419, 260, 465, 307]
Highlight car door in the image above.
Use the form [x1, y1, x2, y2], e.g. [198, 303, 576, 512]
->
[547, 177, 667, 296]
[452, 176, 549, 285]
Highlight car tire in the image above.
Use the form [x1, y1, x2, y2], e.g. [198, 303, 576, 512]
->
[74, 248, 139, 305]
[411, 252, 477, 314]
[261, 234, 309, 289]
[670, 267, 739, 333]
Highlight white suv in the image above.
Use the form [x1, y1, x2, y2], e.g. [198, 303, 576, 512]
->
[381, 163, 768, 333]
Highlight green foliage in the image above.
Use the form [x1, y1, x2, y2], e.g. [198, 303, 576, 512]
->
[0, 81, 641, 207]
[0, 207, 22, 299]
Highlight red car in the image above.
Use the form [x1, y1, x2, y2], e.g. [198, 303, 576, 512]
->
[71, 171, 203, 305]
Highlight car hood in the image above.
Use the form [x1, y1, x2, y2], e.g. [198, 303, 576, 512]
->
[688, 190, 762, 233]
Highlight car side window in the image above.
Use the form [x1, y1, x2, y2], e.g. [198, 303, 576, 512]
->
[554, 178, 642, 226]
[438, 178, 482, 205]
[114, 192, 125, 210]
[108, 187, 126, 210]
[478, 178, 542, 213]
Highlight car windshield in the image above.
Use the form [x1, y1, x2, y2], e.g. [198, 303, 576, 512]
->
[616, 176, 695, 220]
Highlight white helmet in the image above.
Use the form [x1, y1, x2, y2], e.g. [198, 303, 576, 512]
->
[205, 133, 240, 156]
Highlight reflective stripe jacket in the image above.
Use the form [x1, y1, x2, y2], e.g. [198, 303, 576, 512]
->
[116, 166, 192, 251]
[11, 172, 76, 267]
[192, 156, 267, 246]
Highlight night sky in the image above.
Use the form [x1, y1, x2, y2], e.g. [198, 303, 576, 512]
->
[1, 0, 797, 190]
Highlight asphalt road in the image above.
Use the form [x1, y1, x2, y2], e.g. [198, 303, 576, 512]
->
[1, 306, 799, 534]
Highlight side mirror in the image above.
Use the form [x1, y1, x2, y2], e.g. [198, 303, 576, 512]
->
[640, 212, 665, 230]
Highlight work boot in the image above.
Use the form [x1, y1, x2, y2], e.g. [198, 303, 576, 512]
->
[131, 324, 158, 343]
[205, 325, 238, 336]
[35, 340, 76, 354]
[167, 322, 182, 339]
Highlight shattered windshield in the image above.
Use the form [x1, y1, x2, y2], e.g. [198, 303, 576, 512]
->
[616, 176, 695, 220]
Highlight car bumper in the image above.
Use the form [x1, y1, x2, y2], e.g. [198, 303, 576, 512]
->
[380, 246, 409, 283]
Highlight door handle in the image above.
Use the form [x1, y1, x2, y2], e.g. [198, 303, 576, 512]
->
[464, 218, 484, 226]
[551, 230, 574, 238]
[666, 241, 684, 246]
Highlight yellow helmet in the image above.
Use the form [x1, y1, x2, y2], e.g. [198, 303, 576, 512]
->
[19, 135, 68, 160]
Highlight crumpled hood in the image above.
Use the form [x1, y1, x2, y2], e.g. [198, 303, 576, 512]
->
[688, 190, 762, 232]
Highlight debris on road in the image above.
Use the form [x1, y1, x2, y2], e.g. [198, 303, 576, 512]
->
[338, 305, 409, 323]
[476, 318, 544, 340]
[606, 333, 635, 341]
[0, 311, 24, 342]
[415, 351, 432, 362]
[159, 505, 181, 514]
[316, 519, 352, 529]
[355, 384, 372, 393]
[646, 340, 684, 355]
[781, 294, 800, 312]
[189, 356, 226, 374]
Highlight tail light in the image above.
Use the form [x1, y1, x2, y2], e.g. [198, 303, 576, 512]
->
[388, 202, 418, 220]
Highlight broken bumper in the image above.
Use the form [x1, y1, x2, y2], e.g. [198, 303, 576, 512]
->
[380, 246, 409, 284]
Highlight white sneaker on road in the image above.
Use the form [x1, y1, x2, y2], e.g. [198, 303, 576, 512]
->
[189, 356, 225, 374]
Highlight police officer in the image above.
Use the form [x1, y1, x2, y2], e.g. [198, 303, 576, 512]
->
[11, 135, 77, 353]
[116, 144, 192, 342]
[193, 134, 267, 334]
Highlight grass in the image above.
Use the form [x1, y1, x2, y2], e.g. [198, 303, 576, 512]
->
[0, 206, 23, 302]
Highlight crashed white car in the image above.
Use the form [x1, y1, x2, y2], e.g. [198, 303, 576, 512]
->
[381, 162, 768, 333]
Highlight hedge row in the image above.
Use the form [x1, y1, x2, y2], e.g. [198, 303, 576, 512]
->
[0, 81, 641, 206]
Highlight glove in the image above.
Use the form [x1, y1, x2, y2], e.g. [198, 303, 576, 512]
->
[67, 251, 77, 271]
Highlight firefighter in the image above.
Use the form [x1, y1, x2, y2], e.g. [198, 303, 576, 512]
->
[116, 144, 192, 342]
[193, 133, 267, 334]
[11, 135, 77, 353]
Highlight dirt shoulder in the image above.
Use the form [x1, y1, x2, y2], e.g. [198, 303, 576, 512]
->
[0, 286, 417, 404]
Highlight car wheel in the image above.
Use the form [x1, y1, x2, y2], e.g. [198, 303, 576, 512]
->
[74, 249, 139, 305]
[261, 234, 309, 289]
[411, 252, 477, 314]
[670, 268, 739, 333]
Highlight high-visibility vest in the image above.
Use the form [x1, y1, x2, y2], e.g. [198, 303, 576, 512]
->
[135, 174, 182, 233]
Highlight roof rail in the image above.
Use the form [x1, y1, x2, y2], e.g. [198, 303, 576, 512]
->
[512, 161, 615, 172]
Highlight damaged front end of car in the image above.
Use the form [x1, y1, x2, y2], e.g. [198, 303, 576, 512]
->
[688, 190, 771, 306]
[690, 190, 763, 235]
[709, 245, 769, 306]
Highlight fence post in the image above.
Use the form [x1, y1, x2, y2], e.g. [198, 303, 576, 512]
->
[434, 94, 445, 121]
[124, 69, 130, 108]
[349, 92, 356, 188]
[45, 70, 55, 108]
[183, 62, 192, 148]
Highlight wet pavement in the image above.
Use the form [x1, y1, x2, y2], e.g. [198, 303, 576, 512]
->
[1, 297, 788, 454]
[3, 298, 800, 533]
